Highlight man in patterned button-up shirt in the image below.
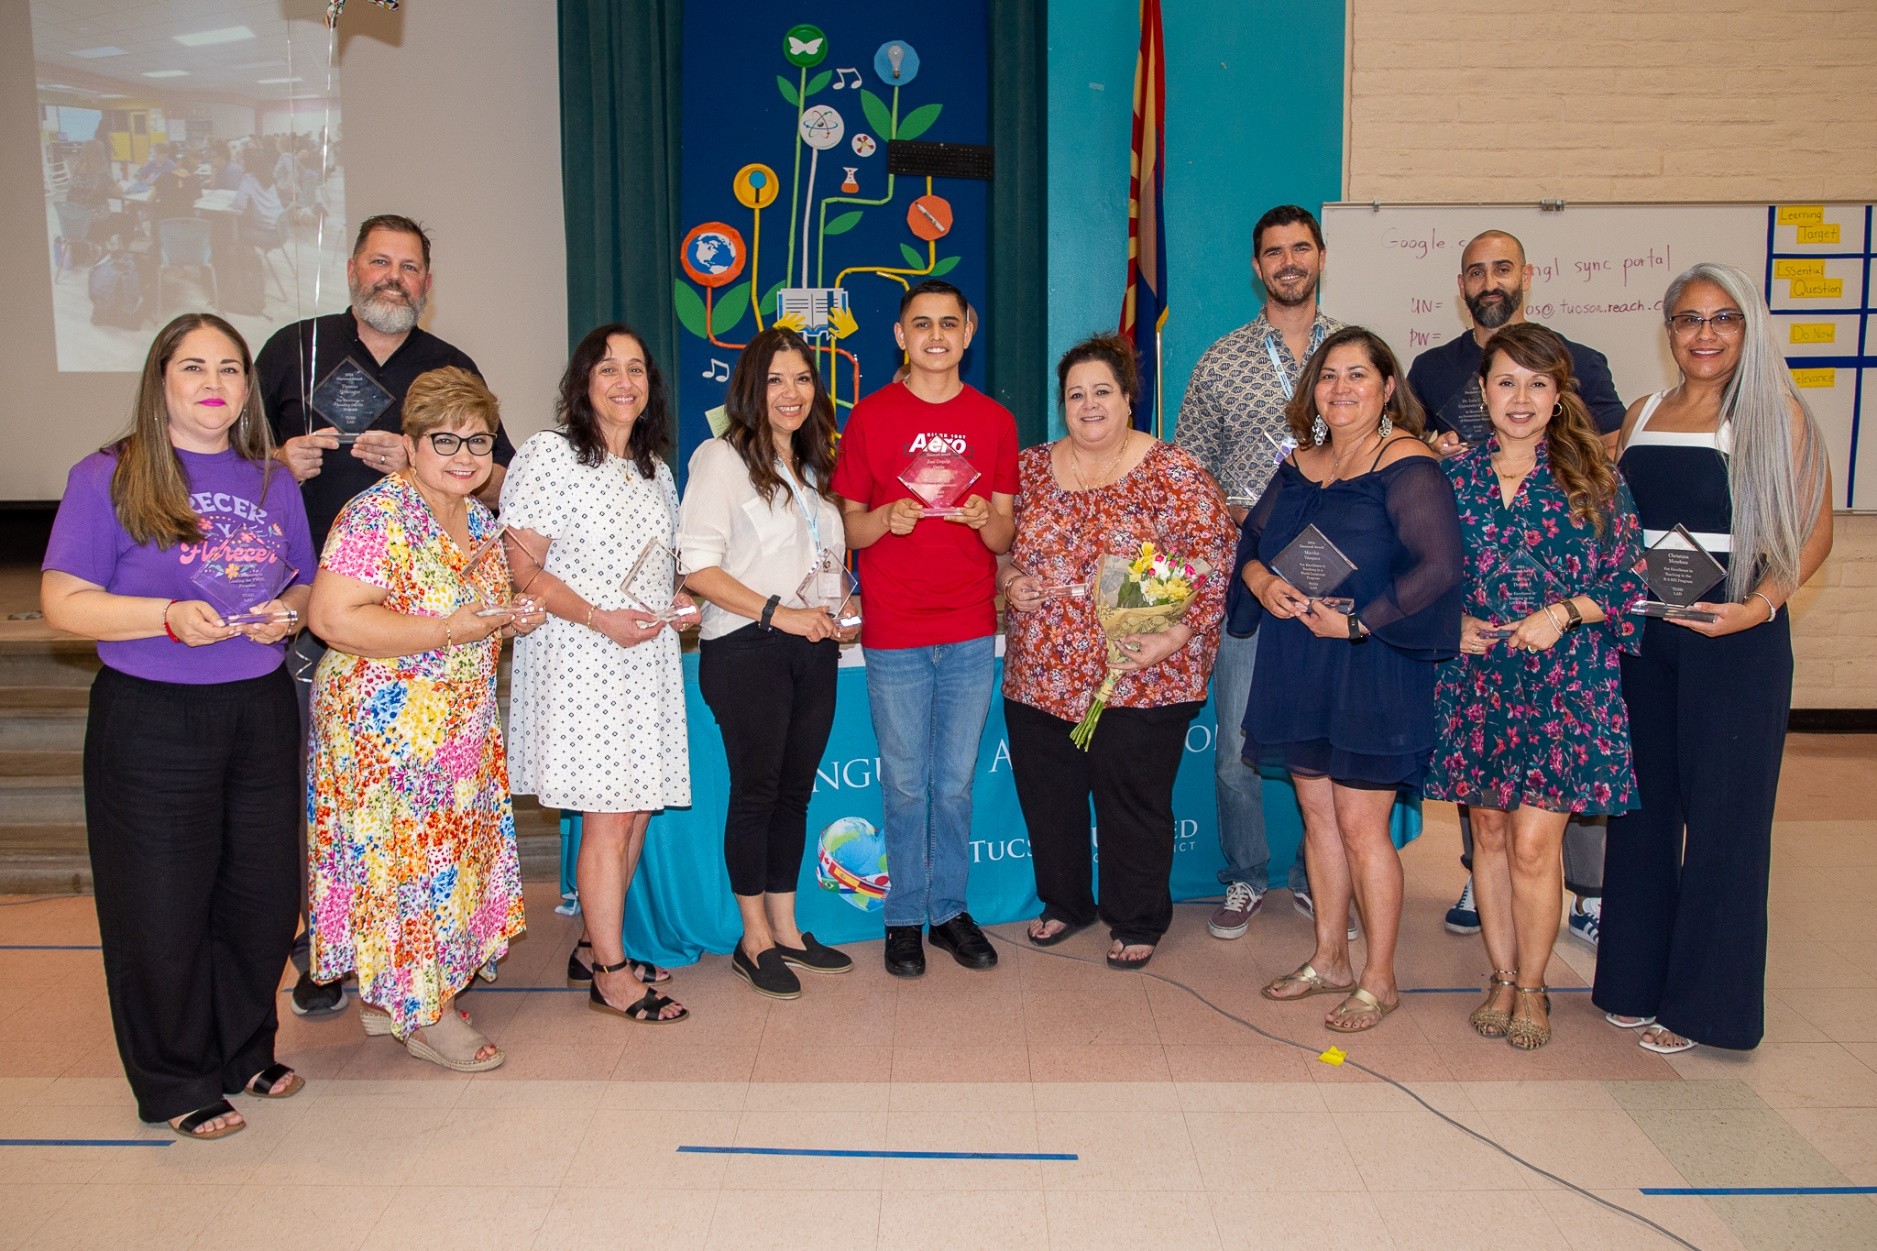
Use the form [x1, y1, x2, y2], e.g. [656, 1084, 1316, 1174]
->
[1176, 205, 1344, 941]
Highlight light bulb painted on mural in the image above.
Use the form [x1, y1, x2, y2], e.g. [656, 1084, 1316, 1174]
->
[873, 40, 920, 87]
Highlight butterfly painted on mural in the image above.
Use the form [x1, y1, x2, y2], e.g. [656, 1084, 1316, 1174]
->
[788, 35, 824, 56]
[326, 0, 401, 29]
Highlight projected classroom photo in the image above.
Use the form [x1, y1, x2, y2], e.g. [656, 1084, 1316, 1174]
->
[32, 0, 348, 374]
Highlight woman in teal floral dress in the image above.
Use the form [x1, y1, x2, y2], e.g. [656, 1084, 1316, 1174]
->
[1424, 324, 1643, 1051]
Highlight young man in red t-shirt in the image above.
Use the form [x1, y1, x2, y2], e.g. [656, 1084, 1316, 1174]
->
[834, 281, 1019, 978]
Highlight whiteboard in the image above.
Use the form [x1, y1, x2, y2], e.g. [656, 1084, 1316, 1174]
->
[1320, 202, 1877, 511]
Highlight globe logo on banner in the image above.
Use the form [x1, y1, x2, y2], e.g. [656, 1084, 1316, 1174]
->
[687, 231, 739, 280]
[816, 817, 888, 912]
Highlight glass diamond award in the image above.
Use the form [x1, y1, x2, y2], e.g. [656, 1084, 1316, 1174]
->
[1443, 385, 1495, 448]
[1479, 547, 1564, 640]
[898, 440, 980, 518]
[310, 356, 394, 444]
[796, 547, 861, 628]
[190, 530, 297, 625]
[620, 538, 699, 624]
[1014, 555, 1088, 603]
[459, 525, 548, 618]
[1629, 524, 1724, 623]
[1269, 522, 1357, 613]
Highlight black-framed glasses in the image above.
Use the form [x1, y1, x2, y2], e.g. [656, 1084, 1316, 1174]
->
[1668, 311, 1746, 337]
[423, 432, 497, 456]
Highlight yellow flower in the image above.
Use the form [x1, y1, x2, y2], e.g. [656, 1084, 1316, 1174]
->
[1129, 541, 1158, 577]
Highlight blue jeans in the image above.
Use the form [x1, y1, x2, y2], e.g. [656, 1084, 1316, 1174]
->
[1212, 628, 1305, 891]
[864, 636, 996, 927]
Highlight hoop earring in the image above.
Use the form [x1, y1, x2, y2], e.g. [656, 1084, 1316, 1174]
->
[1310, 416, 1328, 446]
[1378, 414, 1394, 439]
[1552, 402, 1563, 417]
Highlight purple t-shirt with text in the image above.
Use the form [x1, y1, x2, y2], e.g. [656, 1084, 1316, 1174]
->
[44, 447, 316, 684]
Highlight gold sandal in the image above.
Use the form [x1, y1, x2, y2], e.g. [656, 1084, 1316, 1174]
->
[1469, 969, 1517, 1038]
[1262, 962, 1356, 1002]
[1325, 987, 1399, 1033]
[1506, 986, 1552, 1051]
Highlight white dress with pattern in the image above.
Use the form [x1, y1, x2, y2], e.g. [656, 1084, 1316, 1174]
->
[500, 430, 691, 813]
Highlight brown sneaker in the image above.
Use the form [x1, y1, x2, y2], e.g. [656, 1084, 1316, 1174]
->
[1208, 881, 1263, 939]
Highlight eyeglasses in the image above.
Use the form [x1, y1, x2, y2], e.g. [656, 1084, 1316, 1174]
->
[1668, 311, 1746, 337]
[423, 432, 496, 456]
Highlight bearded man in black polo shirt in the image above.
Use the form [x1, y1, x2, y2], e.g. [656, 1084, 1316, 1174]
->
[255, 213, 517, 1017]
[258, 214, 514, 548]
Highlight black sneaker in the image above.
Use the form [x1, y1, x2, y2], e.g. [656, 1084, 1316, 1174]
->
[289, 971, 346, 1017]
[732, 945, 802, 999]
[929, 911, 998, 970]
[884, 925, 926, 978]
[773, 932, 853, 974]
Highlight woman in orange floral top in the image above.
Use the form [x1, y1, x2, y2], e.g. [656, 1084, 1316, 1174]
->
[999, 335, 1236, 969]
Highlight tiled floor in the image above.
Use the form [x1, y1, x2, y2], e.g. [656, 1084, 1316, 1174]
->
[2, 738, 1874, 1249]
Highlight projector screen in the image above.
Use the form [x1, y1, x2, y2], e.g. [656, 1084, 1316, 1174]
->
[29, 0, 349, 376]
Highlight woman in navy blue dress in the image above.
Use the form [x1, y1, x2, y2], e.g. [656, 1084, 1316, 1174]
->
[1228, 327, 1462, 1033]
[1594, 263, 1832, 1054]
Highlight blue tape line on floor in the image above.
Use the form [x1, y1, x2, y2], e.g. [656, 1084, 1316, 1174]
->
[1, 1138, 170, 1148]
[678, 1146, 1077, 1161]
[1641, 1186, 1877, 1196]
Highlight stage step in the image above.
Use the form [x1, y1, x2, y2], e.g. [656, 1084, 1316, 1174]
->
[0, 636, 562, 894]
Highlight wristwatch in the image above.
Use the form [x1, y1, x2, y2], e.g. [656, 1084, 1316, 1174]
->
[1347, 611, 1368, 643]
[759, 594, 781, 631]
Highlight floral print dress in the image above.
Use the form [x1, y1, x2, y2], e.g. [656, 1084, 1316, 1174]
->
[306, 474, 525, 1037]
[1003, 441, 1236, 720]
[1424, 439, 1645, 815]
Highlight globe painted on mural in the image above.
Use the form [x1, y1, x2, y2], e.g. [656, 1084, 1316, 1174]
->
[816, 816, 888, 913]
[687, 232, 737, 277]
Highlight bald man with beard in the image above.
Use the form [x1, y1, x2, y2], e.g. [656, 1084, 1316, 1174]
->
[1404, 229, 1624, 945]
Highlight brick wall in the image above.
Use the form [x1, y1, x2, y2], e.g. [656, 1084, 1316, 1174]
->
[1347, 0, 1877, 708]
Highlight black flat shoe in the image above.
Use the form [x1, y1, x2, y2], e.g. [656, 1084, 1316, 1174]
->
[884, 925, 926, 978]
[929, 911, 998, 970]
[773, 932, 853, 974]
[733, 945, 802, 999]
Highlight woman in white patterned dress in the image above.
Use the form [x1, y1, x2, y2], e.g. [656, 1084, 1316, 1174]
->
[500, 324, 693, 1024]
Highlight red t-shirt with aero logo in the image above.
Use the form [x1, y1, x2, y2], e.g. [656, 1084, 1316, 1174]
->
[832, 381, 1020, 649]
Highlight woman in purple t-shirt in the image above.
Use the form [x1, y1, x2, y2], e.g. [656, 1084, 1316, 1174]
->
[42, 314, 315, 1141]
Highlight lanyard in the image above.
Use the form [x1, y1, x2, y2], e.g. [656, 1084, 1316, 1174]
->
[776, 459, 822, 551]
[1263, 321, 1326, 402]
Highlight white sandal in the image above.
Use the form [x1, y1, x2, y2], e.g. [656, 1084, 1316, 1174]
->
[1638, 1026, 1697, 1055]
[1604, 1012, 1657, 1029]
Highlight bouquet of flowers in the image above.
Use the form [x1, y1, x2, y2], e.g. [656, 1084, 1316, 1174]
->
[1070, 542, 1210, 749]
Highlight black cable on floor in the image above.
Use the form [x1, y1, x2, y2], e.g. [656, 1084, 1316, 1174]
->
[987, 928, 1704, 1251]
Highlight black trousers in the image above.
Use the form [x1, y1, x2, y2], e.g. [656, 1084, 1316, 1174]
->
[699, 625, 840, 896]
[84, 665, 302, 1122]
[1593, 613, 1792, 1050]
[1005, 697, 1202, 946]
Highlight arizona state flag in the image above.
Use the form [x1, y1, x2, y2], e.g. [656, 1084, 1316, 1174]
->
[1119, 0, 1167, 435]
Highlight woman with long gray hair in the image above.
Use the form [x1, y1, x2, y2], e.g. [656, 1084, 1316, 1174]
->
[1593, 262, 1832, 1055]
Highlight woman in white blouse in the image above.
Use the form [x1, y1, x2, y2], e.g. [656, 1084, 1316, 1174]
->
[679, 327, 860, 1000]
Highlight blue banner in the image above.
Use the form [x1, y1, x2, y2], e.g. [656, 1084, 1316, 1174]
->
[559, 651, 1421, 967]
[674, 3, 992, 478]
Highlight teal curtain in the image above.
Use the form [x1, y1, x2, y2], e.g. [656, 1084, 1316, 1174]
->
[557, 1, 684, 403]
[988, 0, 1050, 447]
